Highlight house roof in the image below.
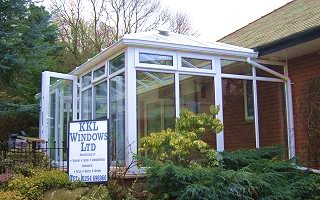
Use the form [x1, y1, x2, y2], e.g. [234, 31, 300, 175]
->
[218, 0, 320, 49]
[71, 30, 257, 76]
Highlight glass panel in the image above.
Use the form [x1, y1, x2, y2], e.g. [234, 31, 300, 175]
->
[222, 79, 256, 150]
[81, 88, 92, 120]
[94, 81, 107, 119]
[110, 74, 125, 164]
[221, 60, 252, 75]
[137, 71, 175, 150]
[256, 64, 284, 78]
[93, 66, 105, 79]
[179, 75, 216, 148]
[48, 78, 73, 164]
[82, 72, 91, 88]
[109, 53, 125, 74]
[257, 81, 287, 153]
[139, 53, 173, 66]
[181, 57, 212, 69]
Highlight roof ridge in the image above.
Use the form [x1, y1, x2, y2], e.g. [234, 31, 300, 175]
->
[217, 0, 295, 42]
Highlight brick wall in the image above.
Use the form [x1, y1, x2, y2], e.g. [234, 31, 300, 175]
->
[288, 52, 320, 167]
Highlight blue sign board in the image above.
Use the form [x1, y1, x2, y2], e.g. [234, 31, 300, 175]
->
[68, 120, 108, 183]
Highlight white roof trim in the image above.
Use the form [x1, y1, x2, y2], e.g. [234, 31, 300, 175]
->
[70, 31, 258, 76]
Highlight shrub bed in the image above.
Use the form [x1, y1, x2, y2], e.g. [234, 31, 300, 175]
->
[145, 148, 320, 200]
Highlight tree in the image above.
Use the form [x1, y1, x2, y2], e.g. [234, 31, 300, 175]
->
[2, 3, 63, 103]
[51, 0, 196, 70]
[0, 0, 30, 85]
[169, 11, 198, 36]
[0, 1, 63, 139]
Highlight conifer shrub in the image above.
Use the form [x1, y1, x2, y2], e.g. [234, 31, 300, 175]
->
[145, 151, 320, 200]
[139, 107, 320, 200]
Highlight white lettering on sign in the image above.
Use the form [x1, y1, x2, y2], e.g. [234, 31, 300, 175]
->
[68, 120, 108, 183]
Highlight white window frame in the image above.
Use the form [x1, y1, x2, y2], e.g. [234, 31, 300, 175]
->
[178, 52, 215, 74]
[135, 48, 178, 71]
[243, 80, 254, 121]
[92, 61, 107, 83]
[109, 51, 125, 76]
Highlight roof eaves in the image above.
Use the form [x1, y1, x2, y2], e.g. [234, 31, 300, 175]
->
[255, 25, 320, 56]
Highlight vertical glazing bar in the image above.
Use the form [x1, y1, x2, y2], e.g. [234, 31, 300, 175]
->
[175, 72, 180, 118]
[125, 47, 137, 173]
[252, 66, 260, 148]
[214, 58, 224, 151]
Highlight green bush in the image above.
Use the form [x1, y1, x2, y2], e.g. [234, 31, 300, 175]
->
[145, 148, 320, 200]
[0, 190, 24, 200]
[7, 169, 83, 200]
[139, 106, 222, 167]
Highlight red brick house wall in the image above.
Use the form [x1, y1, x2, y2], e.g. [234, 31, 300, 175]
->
[288, 52, 320, 167]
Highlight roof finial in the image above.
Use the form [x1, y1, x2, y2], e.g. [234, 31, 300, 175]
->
[158, 25, 169, 36]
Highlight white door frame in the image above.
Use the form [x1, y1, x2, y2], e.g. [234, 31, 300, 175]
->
[40, 71, 78, 145]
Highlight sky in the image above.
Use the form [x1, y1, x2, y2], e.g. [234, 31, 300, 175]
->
[40, 0, 293, 43]
[161, 0, 293, 42]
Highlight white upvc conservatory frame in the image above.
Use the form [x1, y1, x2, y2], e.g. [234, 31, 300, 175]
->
[123, 47, 296, 174]
[40, 32, 296, 173]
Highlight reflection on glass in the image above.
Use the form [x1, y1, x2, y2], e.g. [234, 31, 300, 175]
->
[137, 71, 175, 149]
[93, 66, 105, 79]
[82, 72, 91, 88]
[179, 75, 215, 113]
[110, 74, 125, 163]
[221, 60, 252, 75]
[244, 80, 254, 121]
[94, 81, 107, 119]
[182, 57, 212, 69]
[109, 53, 125, 74]
[222, 79, 255, 150]
[179, 75, 216, 148]
[139, 53, 173, 66]
[81, 88, 92, 120]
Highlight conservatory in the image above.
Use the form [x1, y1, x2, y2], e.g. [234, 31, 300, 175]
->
[39, 30, 295, 173]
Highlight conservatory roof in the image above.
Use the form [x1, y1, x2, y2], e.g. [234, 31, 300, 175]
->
[70, 30, 258, 76]
[122, 31, 257, 56]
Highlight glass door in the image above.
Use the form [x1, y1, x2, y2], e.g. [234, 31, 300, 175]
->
[40, 72, 77, 167]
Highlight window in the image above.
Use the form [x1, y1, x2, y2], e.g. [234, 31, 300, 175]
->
[244, 80, 254, 121]
[81, 88, 92, 120]
[221, 60, 252, 75]
[109, 53, 125, 74]
[139, 53, 173, 66]
[137, 71, 175, 150]
[110, 74, 125, 164]
[93, 81, 107, 119]
[181, 57, 212, 70]
[179, 75, 215, 113]
[93, 66, 105, 79]
[82, 72, 91, 88]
